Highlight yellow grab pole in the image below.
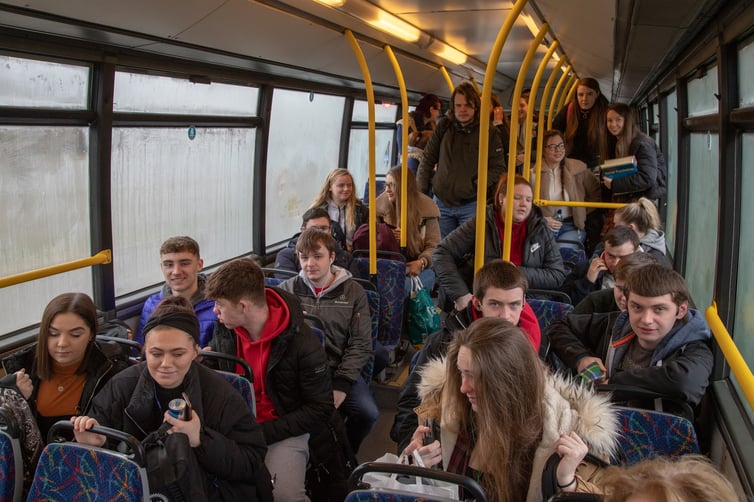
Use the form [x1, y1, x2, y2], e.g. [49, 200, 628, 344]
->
[548, 64, 573, 129]
[508, 23, 549, 187]
[384, 45, 409, 248]
[469, 78, 481, 94]
[475, 0, 529, 273]
[344, 30, 377, 274]
[0, 250, 112, 289]
[439, 66, 455, 94]
[706, 303, 754, 411]
[563, 78, 579, 109]
[534, 55, 566, 199]
[558, 72, 578, 112]
[522, 40, 559, 178]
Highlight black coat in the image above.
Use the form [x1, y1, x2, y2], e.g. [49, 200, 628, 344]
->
[208, 287, 334, 445]
[1, 341, 129, 439]
[88, 362, 269, 502]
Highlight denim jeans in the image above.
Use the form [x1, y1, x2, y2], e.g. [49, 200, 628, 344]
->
[435, 197, 477, 238]
[339, 376, 379, 454]
[555, 219, 585, 249]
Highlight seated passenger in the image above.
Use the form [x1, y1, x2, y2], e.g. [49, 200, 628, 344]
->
[278, 228, 376, 454]
[601, 455, 739, 502]
[1, 292, 128, 440]
[391, 259, 541, 451]
[71, 296, 271, 501]
[433, 174, 566, 312]
[205, 258, 334, 502]
[375, 166, 441, 291]
[274, 207, 353, 278]
[309, 168, 368, 252]
[572, 252, 659, 314]
[548, 264, 713, 418]
[560, 226, 640, 305]
[405, 318, 619, 501]
[137, 236, 216, 347]
[532, 129, 601, 246]
[613, 197, 671, 266]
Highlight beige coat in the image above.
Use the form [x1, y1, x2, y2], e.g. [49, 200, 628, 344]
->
[415, 358, 619, 501]
[375, 191, 440, 266]
[533, 158, 601, 229]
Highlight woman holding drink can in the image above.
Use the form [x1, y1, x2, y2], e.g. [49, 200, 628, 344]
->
[71, 296, 270, 501]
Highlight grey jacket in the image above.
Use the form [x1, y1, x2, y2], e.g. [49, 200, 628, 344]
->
[278, 266, 372, 392]
[417, 117, 506, 206]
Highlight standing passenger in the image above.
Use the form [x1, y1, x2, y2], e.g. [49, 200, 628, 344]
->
[205, 258, 334, 502]
[310, 168, 368, 252]
[604, 104, 664, 203]
[417, 82, 506, 238]
[137, 236, 216, 347]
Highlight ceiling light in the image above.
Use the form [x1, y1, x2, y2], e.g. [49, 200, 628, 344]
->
[312, 0, 345, 6]
[367, 10, 420, 42]
[433, 43, 467, 65]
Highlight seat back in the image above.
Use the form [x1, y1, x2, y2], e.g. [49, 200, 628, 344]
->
[527, 288, 573, 304]
[362, 176, 386, 205]
[31, 422, 150, 502]
[0, 408, 23, 502]
[557, 244, 586, 274]
[360, 289, 381, 384]
[527, 298, 574, 334]
[261, 267, 296, 285]
[96, 335, 144, 364]
[613, 406, 700, 465]
[216, 371, 256, 416]
[351, 257, 406, 350]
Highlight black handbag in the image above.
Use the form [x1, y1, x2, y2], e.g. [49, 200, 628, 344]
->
[142, 423, 208, 501]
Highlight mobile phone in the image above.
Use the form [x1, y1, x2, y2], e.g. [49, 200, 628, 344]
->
[576, 362, 605, 386]
[422, 418, 437, 446]
[181, 392, 193, 421]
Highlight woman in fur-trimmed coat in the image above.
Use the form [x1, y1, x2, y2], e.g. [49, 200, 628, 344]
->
[405, 318, 619, 502]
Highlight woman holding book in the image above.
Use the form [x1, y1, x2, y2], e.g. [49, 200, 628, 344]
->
[532, 129, 601, 246]
[604, 103, 663, 203]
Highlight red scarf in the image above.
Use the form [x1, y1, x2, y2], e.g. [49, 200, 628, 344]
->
[493, 211, 527, 265]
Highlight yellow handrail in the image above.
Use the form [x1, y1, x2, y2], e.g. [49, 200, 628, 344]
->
[344, 29, 377, 274]
[563, 78, 579, 108]
[475, 0, 529, 273]
[0, 250, 112, 289]
[384, 45, 409, 247]
[534, 54, 567, 199]
[502, 21, 548, 262]
[548, 64, 572, 129]
[521, 40, 559, 177]
[705, 302, 754, 411]
[507, 23, 549, 187]
[439, 66, 455, 94]
[558, 73, 578, 112]
[536, 199, 627, 210]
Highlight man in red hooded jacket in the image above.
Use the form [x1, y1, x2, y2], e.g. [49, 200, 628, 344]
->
[391, 259, 540, 451]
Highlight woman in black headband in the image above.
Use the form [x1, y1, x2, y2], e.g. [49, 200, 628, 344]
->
[71, 296, 271, 501]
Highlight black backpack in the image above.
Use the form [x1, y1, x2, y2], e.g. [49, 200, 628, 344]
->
[142, 423, 208, 501]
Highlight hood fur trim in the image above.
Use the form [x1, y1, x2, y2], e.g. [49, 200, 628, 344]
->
[416, 357, 447, 401]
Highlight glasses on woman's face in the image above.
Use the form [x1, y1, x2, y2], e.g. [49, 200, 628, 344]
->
[546, 143, 566, 151]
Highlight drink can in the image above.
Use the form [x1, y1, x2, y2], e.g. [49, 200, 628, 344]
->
[168, 398, 186, 420]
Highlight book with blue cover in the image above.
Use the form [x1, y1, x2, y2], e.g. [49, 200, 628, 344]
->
[600, 156, 637, 180]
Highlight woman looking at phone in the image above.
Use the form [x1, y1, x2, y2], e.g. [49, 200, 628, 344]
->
[72, 296, 270, 501]
[405, 318, 619, 502]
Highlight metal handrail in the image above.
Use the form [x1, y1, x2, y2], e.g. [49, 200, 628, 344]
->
[705, 302, 754, 411]
[0, 249, 112, 289]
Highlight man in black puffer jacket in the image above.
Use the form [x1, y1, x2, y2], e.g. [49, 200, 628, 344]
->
[206, 258, 334, 502]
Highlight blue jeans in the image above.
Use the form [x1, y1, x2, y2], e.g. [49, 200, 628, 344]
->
[435, 197, 477, 238]
[339, 376, 379, 454]
[404, 268, 436, 297]
[555, 219, 585, 248]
